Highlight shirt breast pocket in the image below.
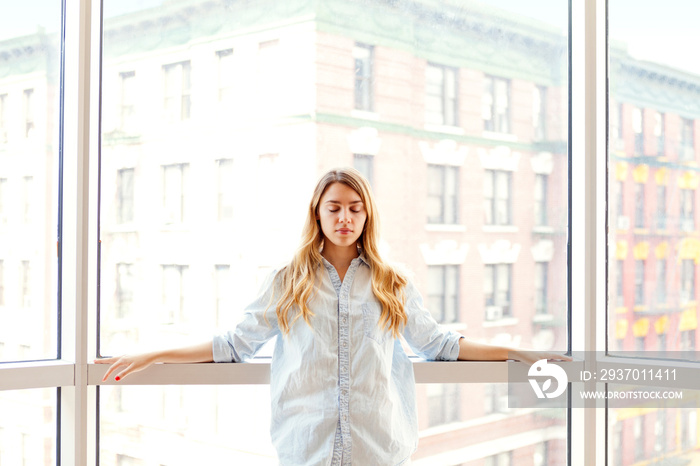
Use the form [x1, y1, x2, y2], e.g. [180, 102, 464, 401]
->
[361, 302, 389, 344]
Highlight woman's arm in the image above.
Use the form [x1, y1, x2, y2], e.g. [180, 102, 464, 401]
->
[458, 338, 571, 365]
[94, 341, 214, 382]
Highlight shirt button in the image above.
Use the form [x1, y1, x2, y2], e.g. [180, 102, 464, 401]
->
[341, 341, 347, 348]
[341, 365, 347, 372]
[341, 318, 347, 324]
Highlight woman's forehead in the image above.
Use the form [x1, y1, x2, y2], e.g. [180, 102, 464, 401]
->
[321, 182, 362, 202]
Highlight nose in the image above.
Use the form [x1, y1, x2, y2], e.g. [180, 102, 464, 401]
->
[338, 209, 352, 223]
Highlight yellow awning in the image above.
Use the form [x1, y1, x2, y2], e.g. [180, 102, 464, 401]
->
[632, 318, 650, 337]
[615, 319, 628, 340]
[679, 171, 699, 190]
[633, 164, 649, 183]
[655, 242, 668, 259]
[655, 316, 669, 335]
[679, 309, 698, 332]
[678, 238, 700, 263]
[616, 240, 628, 260]
[633, 242, 649, 260]
[615, 162, 628, 181]
[655, 167, 668, 185]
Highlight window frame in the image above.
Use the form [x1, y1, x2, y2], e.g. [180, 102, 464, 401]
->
[4, 2, 698, 466]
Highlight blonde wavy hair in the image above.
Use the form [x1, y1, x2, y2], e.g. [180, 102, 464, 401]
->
[272, 167, 408, 337]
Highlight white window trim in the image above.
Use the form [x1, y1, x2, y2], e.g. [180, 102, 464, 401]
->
[4, 2, 689, 466]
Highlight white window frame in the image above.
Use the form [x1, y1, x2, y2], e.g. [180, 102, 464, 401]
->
[7, 2, 697, 466]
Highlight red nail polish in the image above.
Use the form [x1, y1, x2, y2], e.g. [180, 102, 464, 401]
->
[115, 376, 120, 381]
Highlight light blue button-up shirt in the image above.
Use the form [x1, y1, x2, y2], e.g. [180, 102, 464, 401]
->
[212, 255, 464, 465]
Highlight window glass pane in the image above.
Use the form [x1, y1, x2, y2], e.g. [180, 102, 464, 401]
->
[0, 388, 56, 464]
[99, 0, 569, 458]
[100, 385, 276, 464]
[0, 0, 61, 362]
[608, 385, 700, 465]
[609, 1, 700, 359]
[414, 384, 567, 464]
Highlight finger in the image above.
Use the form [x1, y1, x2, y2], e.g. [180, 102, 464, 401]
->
[102, 361, 127, 382]
[115, 363, 136, 381]
[94, 357, 117, 364]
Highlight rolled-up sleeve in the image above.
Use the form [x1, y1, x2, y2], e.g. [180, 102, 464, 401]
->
[401, 281, 464, 361]
[212, 271, 281, 363]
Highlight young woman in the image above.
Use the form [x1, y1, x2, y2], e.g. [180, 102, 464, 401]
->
[96, 167, 569, 465]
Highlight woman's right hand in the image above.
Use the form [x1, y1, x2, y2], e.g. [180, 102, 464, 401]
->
[94, 352, 157, 382]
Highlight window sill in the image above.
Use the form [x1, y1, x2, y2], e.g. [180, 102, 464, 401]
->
[482, 130, 518, 142]
[351, 109, 379, 121]
[424, 124, 464, 135]
[532, 226, 554, 234]
[425, 224, 467, 232]
[533, 314, 554, 323]
[483, 225, 518, 233]
[482, 317, 518, 328]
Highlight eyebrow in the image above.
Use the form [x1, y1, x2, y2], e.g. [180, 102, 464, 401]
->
[324, 200, 363, 205]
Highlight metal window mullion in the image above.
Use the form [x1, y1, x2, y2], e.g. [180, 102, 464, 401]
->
[60, 0, 99, 464]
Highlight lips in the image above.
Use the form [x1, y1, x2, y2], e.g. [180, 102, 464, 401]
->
[337, 228, 353, 234]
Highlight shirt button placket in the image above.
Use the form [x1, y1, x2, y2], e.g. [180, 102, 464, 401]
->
[339, 284, 351, 465]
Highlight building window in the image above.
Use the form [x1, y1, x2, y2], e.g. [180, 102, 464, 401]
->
[484, 383, 509, 414]
[657, 333, 666, 351]
[484, 170, 511, 226]
[163, 61, 191, 122]
[681, 408, 698, 450]
[0, 178, 7, 225]
[486, 451, 512, 466]
[483, 76, 510, 133]
[353, 154, 374, 187]
[634, 416, 645, 461]
[119, 71, 136, 131]
[635, 335, 645, 351]
[656, 185, 666, 229]
[616, 260, 624, 303]
[426, 164, 459, 224]
[20, 260, 31, 309]
[655, 112, 665, 157]
[21, 176, 33, 224]
[680, 330, 696, 352]
[485, 263, 511, 319]
[535, 262, 547, 314]
[632, 107, 643, 155]
[0, 93, 7, 143]
[214, 265, 231, 327]
[534, 442, 548, 466]
[680, 118, 695, 161]
[353, 43, 374, 112]
[616, 180, 624, 219]
[655, 259, 666, 304]
[216, 159, 234, 221]
[162, 265, 188, 324]
[680, 188, 695, 231]
[533, 85, 546, 141]
[634, 260, 645, 305]
[426, 384, 460, 427]
[23, 88, 34, 138]
[162, 163, 188, 224]
[634, 183, 644, 228]
[427, 265, 459, 323]
[654, 410, 666, 455]
[216, 49, 234, 103]
[534, 174, 547, 226]
[681, 259, 695, 304]
[116, 168, 134, 224]
[115, 263, 134, 319]
[425, 63, 458, 126]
